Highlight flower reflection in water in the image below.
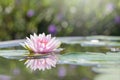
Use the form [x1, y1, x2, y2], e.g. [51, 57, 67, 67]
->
[25, 53, 58, 71]
[21, 33, 62, 71]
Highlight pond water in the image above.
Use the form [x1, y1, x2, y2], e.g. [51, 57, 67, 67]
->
[0, 36, 120, 80]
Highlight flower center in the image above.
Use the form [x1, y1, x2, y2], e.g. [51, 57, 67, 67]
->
[37, 39, 48, 45]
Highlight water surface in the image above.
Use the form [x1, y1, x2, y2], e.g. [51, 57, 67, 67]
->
[0, 36, 120, 80]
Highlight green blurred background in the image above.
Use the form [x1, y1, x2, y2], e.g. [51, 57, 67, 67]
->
[0, 0, 120, 40]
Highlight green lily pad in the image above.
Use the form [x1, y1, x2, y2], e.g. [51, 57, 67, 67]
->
[58, 52, 120, 66]
[0, 50, 119, 66]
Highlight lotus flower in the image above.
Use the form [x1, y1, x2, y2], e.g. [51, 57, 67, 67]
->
[21, 33, 61, 71]
[25, 54, 58, 71]
[21, 33, 61, 54]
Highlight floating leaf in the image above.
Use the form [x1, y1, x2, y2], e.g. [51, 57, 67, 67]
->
[58, 52, 120, 66]
[86, 36, 120, 41]
[1, 50, 119, 66]
[0, 50, 29, 59]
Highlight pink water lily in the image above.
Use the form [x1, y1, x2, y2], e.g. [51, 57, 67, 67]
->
[21, 33, 61, 54]
[25, 54, 58, 71]
[21, 33, 62, 71]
